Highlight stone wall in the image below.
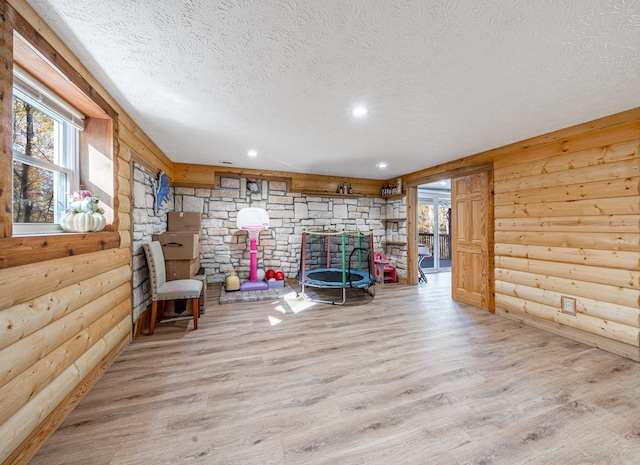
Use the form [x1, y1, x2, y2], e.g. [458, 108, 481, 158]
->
[171, 178, 407, 284]
[129, 172, 407, 322]
[131, 162, 174, 321]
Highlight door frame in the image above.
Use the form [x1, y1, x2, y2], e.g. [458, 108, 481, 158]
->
[405, 163, 494, 312]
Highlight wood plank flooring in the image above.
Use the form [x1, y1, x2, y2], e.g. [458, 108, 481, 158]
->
[30, 273, 640, 464]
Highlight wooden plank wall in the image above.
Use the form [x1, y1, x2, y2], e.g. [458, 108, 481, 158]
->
[402, 112, 640, 359]
[0, 1, 175, 463]
[493, 130, 640, 360]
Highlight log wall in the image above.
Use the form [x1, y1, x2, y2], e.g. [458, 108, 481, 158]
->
[493, 133, 640, 360]
[402, 113, 639, 359]
[0, 1, 175, 463]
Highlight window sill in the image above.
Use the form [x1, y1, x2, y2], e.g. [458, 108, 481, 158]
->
[0, 231, 120, 269]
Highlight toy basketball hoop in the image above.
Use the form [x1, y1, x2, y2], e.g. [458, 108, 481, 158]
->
[237, 208, 269, 231]
[243, 226, 263, 241]
[237, 208, 270, 291]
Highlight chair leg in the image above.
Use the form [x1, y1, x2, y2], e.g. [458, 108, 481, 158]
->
[149, 300, 158, 335]
[192, 298, 199, 330]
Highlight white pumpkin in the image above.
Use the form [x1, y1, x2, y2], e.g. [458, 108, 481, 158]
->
[60, 212, 106, 233]
[89, 212, 107, 231]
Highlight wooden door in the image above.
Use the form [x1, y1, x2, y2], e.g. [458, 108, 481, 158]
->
[451, 171, 493, 311]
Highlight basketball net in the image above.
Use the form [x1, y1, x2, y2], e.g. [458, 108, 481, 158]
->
[247, 229, 260, 241]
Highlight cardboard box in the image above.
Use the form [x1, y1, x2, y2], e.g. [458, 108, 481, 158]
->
[153, 232, 201, 260]
[168, 212, 202, 232]
[165, 256, 200, 280]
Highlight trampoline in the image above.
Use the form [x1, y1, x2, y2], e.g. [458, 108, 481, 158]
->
[296, 228, 375, 305]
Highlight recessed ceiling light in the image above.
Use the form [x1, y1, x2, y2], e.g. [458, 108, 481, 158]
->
[351, 105, 368, 117]
[376, 162, 388, 168]
[247, 150, 258, 157]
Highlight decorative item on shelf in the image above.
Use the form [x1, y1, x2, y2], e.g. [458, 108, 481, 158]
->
[381, 181, 401, 197]
[348, 183, 353, 194]
[60, 190, 106, 232]
[343, 181, 348, 194]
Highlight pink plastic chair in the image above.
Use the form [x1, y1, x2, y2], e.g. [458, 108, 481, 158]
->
[373, 252, 397, 284]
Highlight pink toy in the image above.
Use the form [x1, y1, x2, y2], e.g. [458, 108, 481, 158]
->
[237, 208, 270, 291]
[373, 252, 397, 284]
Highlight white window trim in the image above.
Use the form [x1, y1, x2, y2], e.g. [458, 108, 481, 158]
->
[12, 68, 83, 235]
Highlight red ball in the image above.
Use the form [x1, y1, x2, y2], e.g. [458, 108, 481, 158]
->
[265, 269, 276, 280]
[275, 271, 285, 281]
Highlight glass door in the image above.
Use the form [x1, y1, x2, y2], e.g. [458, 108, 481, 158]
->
[418, 182, 451, 274]
[418, 201, 436, 271]
[437, 200, 452, 270]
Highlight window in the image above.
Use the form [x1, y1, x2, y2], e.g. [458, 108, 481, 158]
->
[11, 66, 84, 234]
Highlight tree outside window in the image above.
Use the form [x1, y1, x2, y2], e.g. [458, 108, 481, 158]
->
[418, 204, 450, 235]
[12, 96, 57, 224]
[11, 79, 78, 234]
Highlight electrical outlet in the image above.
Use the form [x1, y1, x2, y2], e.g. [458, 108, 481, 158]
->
[561, 296, 576, 315]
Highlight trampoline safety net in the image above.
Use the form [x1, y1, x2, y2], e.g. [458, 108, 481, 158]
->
[296, 229, 376, 304]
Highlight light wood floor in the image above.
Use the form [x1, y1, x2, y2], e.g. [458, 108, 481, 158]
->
[30, 273, 640, 464]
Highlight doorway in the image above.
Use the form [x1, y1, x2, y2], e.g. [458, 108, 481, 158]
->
[417, 180, 451, 274]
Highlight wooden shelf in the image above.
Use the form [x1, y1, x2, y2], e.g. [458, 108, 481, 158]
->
[382, 192, 406, 199]
[0, 231, 120, 269]
[384, 241, 406, 246]
[299, 191, 376, 198]
[381, 217, 405, 222]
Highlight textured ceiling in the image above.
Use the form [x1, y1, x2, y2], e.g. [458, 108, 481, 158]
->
[25, 0, 640, 180]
